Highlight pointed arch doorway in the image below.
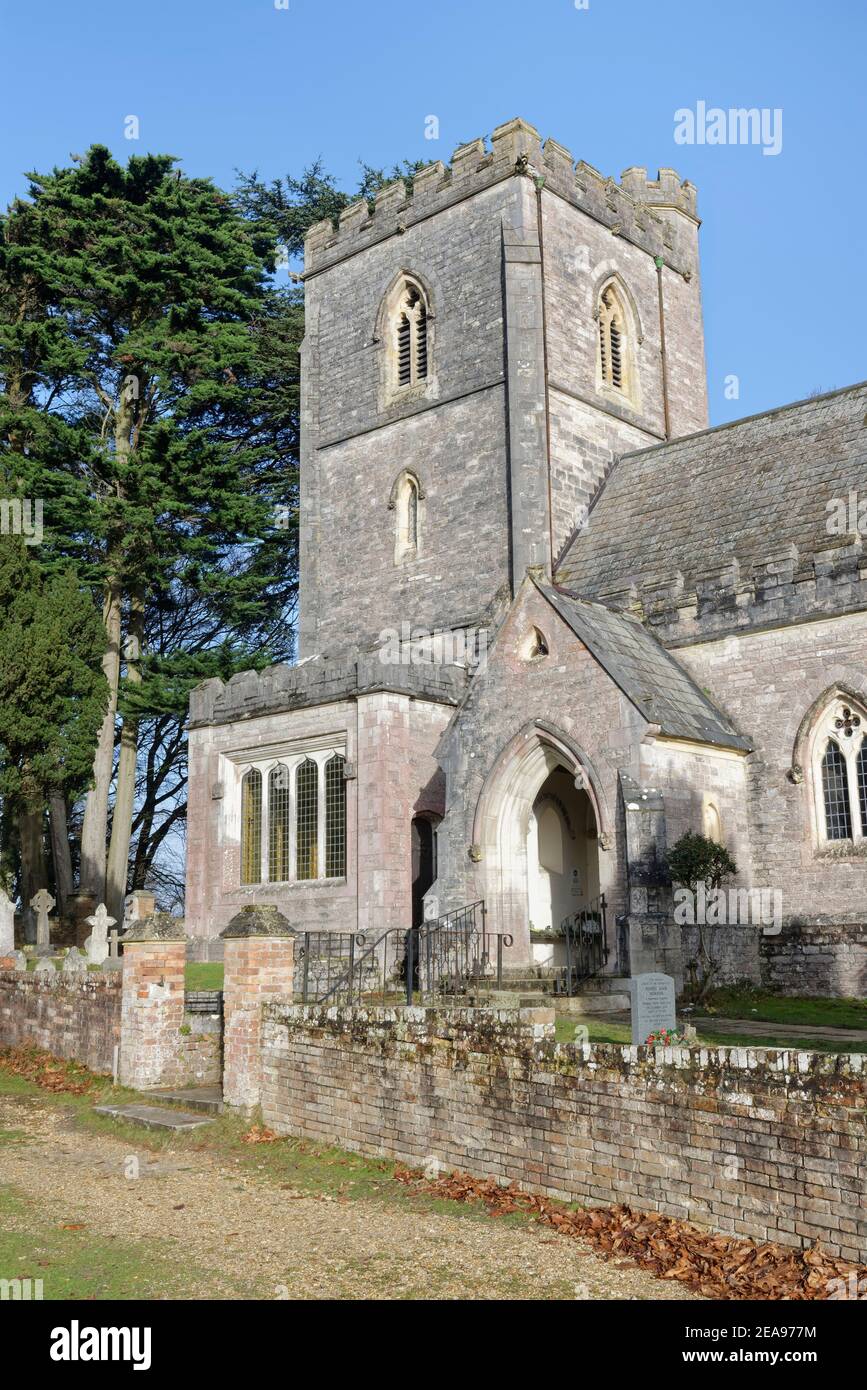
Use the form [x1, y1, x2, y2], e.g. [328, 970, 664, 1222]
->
[473, 724, 611, 967]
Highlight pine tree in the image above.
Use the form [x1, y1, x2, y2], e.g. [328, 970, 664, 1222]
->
[0, 533, 107, 925]
[0, 146, 296, 916]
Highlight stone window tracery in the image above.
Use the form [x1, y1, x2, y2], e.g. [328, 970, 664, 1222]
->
[237, 745, 347, 885]
[811, 700, 867, 844]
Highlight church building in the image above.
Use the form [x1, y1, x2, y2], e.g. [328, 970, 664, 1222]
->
[184, 118, 867, 997]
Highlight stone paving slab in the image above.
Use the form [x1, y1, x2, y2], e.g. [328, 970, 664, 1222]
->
[93, 1103, 215, 1131]
[151, 1086, 223, 1114]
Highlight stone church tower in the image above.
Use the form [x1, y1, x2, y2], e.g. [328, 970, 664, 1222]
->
[298, 116, 707, 658]
[185, 118, 867, 1001]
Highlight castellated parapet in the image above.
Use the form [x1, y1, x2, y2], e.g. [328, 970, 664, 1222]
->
[594, 538, 867, 646]
[303, 118, 699, 279]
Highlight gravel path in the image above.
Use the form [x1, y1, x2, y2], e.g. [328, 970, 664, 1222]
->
[0, 1092, 696, 1301]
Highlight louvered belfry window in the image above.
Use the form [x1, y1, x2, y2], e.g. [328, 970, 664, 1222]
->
[598, 284, 626, 391]
[396, 283, 427, 388]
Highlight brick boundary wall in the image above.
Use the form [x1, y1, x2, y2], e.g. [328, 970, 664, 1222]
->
[260, 1005, 867, 1263]
[0, 969, 121, 1074]
[761, 923, 867, 998]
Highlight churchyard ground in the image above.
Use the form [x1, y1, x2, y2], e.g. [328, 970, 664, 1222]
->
[0, 1056, 694, 1303]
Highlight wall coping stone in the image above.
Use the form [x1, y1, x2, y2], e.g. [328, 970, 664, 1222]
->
[221, 905, 295, 939]
[122, 912, 188, 943]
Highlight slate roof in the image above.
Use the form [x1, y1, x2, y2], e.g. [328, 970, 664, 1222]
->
[556, 383, 867, 601]
[535, 580, 752, 752]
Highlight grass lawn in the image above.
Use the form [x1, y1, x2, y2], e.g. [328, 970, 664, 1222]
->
[184, 962, 224, 990]
[553, 1014, 867, 1052]
[695, 986, 867, 1030]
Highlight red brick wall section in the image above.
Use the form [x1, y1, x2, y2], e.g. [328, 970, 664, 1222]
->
[119, 939, 187, 1090]
[260, 1005, 867, 1263]
[0, 968, 121, 1074]
[223, 934, 295, 1110]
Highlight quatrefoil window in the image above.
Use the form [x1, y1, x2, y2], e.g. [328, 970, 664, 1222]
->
[834, 706, 861, 738]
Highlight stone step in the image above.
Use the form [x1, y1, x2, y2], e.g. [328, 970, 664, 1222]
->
[94, 1103, 215, 1132]
[151, 1086, 224, 1114]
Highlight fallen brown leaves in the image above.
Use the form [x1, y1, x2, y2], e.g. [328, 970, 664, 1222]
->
[393, 1167, 865, 1301]
[0, 1046, 97, 1095]
[241, 1124, 279, 1144]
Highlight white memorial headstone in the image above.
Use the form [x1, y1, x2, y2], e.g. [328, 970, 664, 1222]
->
[62, 948, 87, 976]
[630, 972, 677, 1045]
[0, 887, 14, 956]
[84, 904, 115, 966]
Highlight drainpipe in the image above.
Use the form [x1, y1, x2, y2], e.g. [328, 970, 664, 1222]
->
[654, 255, 672, 441]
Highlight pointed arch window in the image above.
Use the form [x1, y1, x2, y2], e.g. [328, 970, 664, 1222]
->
[240, 769, 262, 885]
[391, 470, 424, 564]
[268, 764, 291, 882]
[296, 758, 319, 880]
[811, 701, 867, 845]
[596, 279, 637, 403]
[325, 754, 346, 878]
[821, 741, 852, 840]
[387, 277, 430, 393]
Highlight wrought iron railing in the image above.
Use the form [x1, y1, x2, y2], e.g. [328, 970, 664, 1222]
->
[297, 901, 512, 1007]
[552, 893, 608, 996]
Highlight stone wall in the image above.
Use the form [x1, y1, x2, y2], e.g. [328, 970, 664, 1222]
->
[761, 922, 867, 998]
[174, 1012, 222, 1088]
[0, 969, 121, 1074]
[677, 612, 867, 921]
[260, 1004, 867, 1263]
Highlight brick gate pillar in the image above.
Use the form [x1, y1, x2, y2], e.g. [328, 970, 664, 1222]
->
[119, 913, 188, 1089]
[221, 905, 296, 1111]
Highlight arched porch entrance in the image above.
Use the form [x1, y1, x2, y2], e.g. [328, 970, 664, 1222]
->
[472, 723, 613, 967]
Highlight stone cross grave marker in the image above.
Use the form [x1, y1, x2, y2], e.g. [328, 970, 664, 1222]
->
[102, 928, 123, 972]
[0, 887, 14, 956]
[30, 889, 55, 954]
[630, 972, 677, 1045]
[84, 904, 115, 966]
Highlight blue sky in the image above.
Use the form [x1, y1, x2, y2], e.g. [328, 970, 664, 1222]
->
[2, 0, 864, 424]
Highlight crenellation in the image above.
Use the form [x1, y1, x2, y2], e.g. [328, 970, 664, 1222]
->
[303, 119, 700, 278]
[411, 159, 447, 206]
[603, 546, 867, 646]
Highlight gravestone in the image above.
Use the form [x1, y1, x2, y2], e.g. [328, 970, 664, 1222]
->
[102, 928, 123, 972]
[0, 887, 14, 956]
[31, 889, 55, 955]
[8, 949, 26, 972]
[84, 904, 115, 966]
[34, 956, 56, 974]
[62, 948, 87, 976]
[630, 971, 677, 1045]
